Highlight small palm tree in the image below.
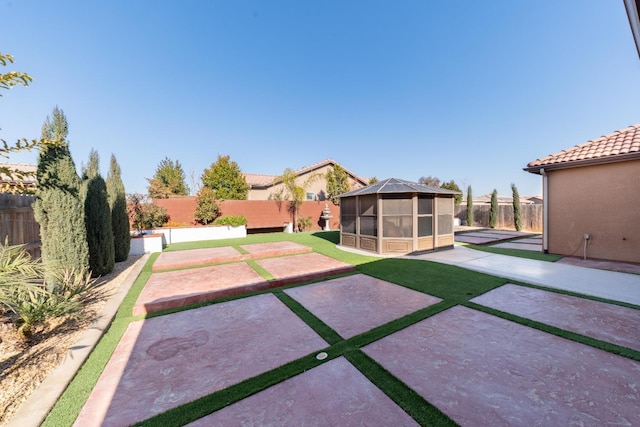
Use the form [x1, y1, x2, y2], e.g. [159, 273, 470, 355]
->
[271, 168, 320, 232]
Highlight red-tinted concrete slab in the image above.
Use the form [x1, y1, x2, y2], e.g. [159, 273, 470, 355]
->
[133, 263, 266, 315]
[75, 294, 328, 427]
[491, 242, 542, 251]
[454, 235, 498, 245]
[188, 357, 418, 426]
[285, 274, 441, 339]
[472, 283, 640, 351]
[240, 241, 312, 257]
[153, 246, 243, 270]
[363, 306, 640, 426]
[557, 256, 640, 275]
[256, 252, 356, 285]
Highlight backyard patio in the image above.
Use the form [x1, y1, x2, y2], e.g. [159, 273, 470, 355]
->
[12, 232, 640, 427]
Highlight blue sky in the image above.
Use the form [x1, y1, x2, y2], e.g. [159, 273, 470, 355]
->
[1, 1, 639, 198]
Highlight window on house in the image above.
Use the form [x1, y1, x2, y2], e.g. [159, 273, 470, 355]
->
[306, 192, 315, 201]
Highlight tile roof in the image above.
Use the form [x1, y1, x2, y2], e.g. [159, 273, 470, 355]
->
[244, 159, 368, 188]
[525, 124, 640, 173]
[0, 163, 37, 184]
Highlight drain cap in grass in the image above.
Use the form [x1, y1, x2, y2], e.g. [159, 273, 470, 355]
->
[316, 352, 328, 360]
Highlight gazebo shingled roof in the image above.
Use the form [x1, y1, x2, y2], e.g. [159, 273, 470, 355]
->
[339, 177, 460, 197]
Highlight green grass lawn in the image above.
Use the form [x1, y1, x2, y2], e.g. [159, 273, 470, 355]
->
[42, 231, 639, 427]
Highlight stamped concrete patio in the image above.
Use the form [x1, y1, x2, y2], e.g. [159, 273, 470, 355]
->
[74, 242, 640, 426]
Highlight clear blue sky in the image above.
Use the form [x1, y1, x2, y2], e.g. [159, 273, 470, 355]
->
[1, 1, 639, 198]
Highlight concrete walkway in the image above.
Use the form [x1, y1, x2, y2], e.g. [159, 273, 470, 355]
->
[405, 245, 640, 306]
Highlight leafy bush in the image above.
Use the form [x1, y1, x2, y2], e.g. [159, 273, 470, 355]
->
[194, 187, 220, 225]
[489, 189, 498, 229]
[297, 216, 313, 232]
[213, 215, 247, 227]
[127, 193, 169, 232]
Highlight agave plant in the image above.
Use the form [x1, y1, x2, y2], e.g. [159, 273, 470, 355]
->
[0, 240, 46, 312]
[1, 240, 99, 339]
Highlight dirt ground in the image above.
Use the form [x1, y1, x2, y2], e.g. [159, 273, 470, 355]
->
[0, 255, 142, 425]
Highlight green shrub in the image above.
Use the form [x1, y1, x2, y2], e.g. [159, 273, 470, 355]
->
[489, 189, 498, 228]
[466, 185, 474, 226]
[106, 154, 131, 262]
[213, 215, 247, 227]
[127, 193, 169, 232]
[194, 187, 220, 225]
[83, 176, 115, 276]
[511, 183, 522, 231]
[297, 216, 313, 232]
[34, 112, 90, 282]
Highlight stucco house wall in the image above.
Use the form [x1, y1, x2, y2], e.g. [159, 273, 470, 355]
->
[245, 159, 368, 201]
[525, 123, 640, 264]
[546, 160, 640, 263]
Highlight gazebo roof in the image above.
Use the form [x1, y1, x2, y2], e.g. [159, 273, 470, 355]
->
[339, 177, 460, 197]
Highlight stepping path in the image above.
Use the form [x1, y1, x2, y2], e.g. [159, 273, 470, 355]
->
[363, 305, 640, 426]
[455, 229, 538, 246]
[135, 247, 355, 315]
[285, 274, 441, 339]
[188, 357, 419, 426]
[75, 294, 329, 427]
[152, 241, 312, 271]
[472, 283, 640, 351]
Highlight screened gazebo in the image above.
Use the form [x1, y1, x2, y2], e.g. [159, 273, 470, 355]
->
[339, 178, 460, 255]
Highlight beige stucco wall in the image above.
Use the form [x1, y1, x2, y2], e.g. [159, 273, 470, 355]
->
[546, 160, 640, 263]
[248, 164, 365, 201]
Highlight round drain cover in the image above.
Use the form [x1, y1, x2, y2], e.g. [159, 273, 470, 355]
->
[316, 352, 328, 360]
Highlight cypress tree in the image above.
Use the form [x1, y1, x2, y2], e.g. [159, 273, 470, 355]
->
[511, 183, 522, 231]
[466, 185, 474, 226]
[82, 150, 114, 276]
[33, 107, 89, 281]
[106, 154, 130, 262]
[489, 189, 498, 229]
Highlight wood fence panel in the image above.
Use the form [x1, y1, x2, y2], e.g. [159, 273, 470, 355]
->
[0, 194, 41, 257]
[455, 204, 542, 232]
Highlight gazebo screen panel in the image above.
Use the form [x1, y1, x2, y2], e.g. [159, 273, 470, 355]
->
[418, 196, 433, 237]
[437, 197, 453, 235]
[341, 197, 356, 234]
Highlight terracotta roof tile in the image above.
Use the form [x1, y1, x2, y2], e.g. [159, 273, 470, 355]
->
[526, 124, 640, 170]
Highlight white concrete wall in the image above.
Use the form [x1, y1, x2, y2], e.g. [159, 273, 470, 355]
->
[129, 235, 163, 255]
[143, 225, 247, 246]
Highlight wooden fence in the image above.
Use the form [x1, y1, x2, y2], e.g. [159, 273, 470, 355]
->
[455, 204, 542, 232]
[0, 194, 41, 257]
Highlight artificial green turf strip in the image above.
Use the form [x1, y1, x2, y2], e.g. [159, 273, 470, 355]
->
[464, 302, 640, 362]
[42, 253, 159, 427]
[459, 242, 564, 262]
[132, 350, 339, 427]
[357, 257, 507, 301]
[273, 290, 344, 345]
[343, 350, 458, 427]
[233, 244, 249, 254]
[246, 259, 275, 280]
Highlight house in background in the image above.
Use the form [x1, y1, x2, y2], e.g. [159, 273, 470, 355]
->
[471, 194, 541, 205]
[244, 158, 369, 201]
[524, 124, 640, 263]
[0, 163, 37, 193]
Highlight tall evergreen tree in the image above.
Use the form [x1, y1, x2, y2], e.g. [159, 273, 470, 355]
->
[33, 107, 89, 281]
[466, 185, 474, 227]
[147, 157, 189, 198]
[440, 180, 462, 205]
[201, 154, 249, 200]
[511, 183, 522, 231]
[82, 150, 114, 276]
[106, 154, 130, 261]
[325, 164, 350, 205]
[489, 189, 498, 228]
